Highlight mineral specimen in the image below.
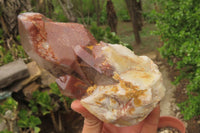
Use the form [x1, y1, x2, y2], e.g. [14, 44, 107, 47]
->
[18, 12, 165, 126]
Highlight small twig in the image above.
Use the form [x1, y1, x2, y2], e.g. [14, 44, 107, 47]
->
[75, 9, 87, 26]
[50, 111, 59, 132]
[63, 99, 70, 113]
[6, 37, 11, 50]
[57, 0, 70, 19]
[31, 128, 34, 133]
[58, 112, 63, 132]
[0, 16, 10, 36]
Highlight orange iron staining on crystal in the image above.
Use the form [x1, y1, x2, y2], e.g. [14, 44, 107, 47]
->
[134, 98, 142, 107]
[98, 96, 106, 101]
[140, 73, 151, 79]
[128, 107, 135, 114]
[86, 45, 94, 50]
[112, 72, 145, 106]
[110, 98, 117, 104]
[87, 84, 97, 95]
[111, 86, 119, 93]
[112, 72, 120, 80]
[36, 42, 59, 63]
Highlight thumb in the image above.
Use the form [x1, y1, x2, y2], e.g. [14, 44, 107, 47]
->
[71, 100, 103, 133]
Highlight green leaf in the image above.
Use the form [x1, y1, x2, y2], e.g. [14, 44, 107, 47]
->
[16, 35, 20, 41]
[50, 83, 61, 96]
[32, 91, 40, 99]
[36, 92, 52, 110]
[31, 105, 38, 113]
[18, 110, 29, 119]
[0, 97, 18, 114]
[18, 118, 29, 128]
[18, 110, 41, 128]
[41, 109, 50, 115]
[34, 127, 41, 133]
[18, 110, 29, 128]
[29, 116, 41, 128]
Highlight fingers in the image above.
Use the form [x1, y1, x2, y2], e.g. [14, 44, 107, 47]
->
[71, 100, 97, 120]
[140, 105, 160, 133]
[71, 100, 103, 133]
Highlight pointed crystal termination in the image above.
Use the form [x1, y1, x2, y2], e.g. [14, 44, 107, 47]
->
[18, 12, 97, 77]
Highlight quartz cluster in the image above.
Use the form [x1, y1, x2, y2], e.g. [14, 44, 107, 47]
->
[18, 12, 165, 126]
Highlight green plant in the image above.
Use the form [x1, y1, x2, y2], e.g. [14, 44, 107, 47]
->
[50, 82, 73, 110]
[100, 8, 107, 25]
[0, 44, 28, 66]
[0, 97, 18, 132]
[0, 97, 42, 133]
[77, 8, 107, 25]
[29, 90, 60, 132]
[90, 22, 132, 50]
[155, 0, 200, 120]
[0, 46, 13, 65]
[29, 91, 55, 115]
[0, 129, 12, 133]
[90, 22, 105, 41]
[0, 86, 72, 133]
[29, 85, 74, 133]
[0, 97, 18, 115]
[111, 0, 130, 21]
[18, 110, 41, 133]
[143, 10, 157, 23]
[72, 0, 95, 17]
[117, 9, 130, 21]
[28, 83, 74, 132]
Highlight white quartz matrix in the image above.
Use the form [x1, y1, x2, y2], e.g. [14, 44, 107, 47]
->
[81, 44, 165, 127]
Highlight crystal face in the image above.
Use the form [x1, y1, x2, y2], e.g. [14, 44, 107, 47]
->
[18, 13, 165, 126]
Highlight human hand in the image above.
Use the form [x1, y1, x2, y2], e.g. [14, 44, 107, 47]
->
[71, 100, 160, 133]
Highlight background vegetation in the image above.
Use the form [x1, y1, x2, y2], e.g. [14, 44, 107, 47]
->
[155, 0, 200, 120]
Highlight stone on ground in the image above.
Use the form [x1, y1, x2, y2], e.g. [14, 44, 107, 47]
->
[23, 61, 41, 85]
[10, 61, 41, 92]
[0, 59, 29, 89]
[40, 68, 56, 88]
[23, 82, 40, 99]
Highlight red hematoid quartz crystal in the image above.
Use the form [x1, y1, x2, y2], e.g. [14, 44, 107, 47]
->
[18, 12, 116, 99]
